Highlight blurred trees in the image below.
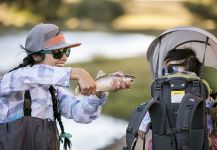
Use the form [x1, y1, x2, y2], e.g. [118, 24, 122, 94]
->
[1, 0, 62, 21]
[73, 0, 124, 23]
[184, 0, 217, 28]
[0, 0, 124, 28]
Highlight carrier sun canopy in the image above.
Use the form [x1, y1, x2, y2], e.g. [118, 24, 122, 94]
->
[146, 26, 217, 78]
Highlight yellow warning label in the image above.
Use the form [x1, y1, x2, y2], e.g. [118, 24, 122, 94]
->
[171, 90, 185, 103]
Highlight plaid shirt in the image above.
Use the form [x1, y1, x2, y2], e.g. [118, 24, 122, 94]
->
[0, 64, 107, 123]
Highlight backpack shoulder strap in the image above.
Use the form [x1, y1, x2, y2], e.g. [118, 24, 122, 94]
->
[124, 100, 161, 150]
[176, 93, 208, 150]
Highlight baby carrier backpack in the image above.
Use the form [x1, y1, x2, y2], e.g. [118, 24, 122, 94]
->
[124, 73, 210, 150]
[124, 26, 217, 150]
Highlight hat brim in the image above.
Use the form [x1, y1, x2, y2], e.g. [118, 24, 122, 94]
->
[45, 42, 81, 50]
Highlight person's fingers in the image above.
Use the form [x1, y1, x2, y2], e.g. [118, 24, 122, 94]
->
[118, 78, 127, 89]
[125, 80, 132, 89]
[82, 81, 96, 96]
[111, 78, 120, 92]
[138, 130, 145, 140]
[111, 77, 133, 92]
[80, 84, 88, 95]
[76, 69, 97, 95]
[89, 82, 96, 95]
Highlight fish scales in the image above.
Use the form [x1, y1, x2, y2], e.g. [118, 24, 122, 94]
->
[96, 74, 135, 91]
[74, 71, 135, 95]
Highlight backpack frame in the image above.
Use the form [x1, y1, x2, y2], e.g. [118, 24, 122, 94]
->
[124, 74, 210, 150]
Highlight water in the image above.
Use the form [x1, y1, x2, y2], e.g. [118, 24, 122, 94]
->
[0, 31, 154, 149]
[60, 115, 128, 150]
[0, 31, 154, 72]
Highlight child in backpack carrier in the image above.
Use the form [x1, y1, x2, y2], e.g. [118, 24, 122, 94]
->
[138, 48, 217, 150]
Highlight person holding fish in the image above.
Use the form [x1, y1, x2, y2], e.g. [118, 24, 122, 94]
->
[0, 23, 134, 150]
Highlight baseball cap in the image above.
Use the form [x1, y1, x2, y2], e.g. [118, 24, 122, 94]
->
[24, 23, 81, 54]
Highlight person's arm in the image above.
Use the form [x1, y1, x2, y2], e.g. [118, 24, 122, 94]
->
[0, 64, 71, 96]
[1, 64, 97, 97]
[138, 112, 151, 140]
[57, 87, 108, 123]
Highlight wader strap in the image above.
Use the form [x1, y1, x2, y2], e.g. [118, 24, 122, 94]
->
[176, 93, 204, 150]
[124, 100, 161, 150]
[24, 90, 32, 116]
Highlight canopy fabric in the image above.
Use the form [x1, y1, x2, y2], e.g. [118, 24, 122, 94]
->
[146, 26, 217, 78]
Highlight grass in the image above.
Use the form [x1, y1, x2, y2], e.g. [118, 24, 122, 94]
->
[68, 56, 153, 120]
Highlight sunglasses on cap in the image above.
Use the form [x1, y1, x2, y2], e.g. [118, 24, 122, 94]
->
[39, 48, 71, 59]
[162, 65, 185, 76]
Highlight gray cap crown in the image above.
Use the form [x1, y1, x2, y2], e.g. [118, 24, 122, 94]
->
[24, 23, 81, 54]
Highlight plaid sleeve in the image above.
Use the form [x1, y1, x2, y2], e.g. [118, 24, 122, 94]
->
[57, 87, 108, 123]
[0, 65, 71, 95]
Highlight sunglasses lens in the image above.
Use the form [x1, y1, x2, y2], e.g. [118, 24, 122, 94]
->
[51, 48, 71, 59]
[64, 48, 71, 57]
[167, 67, 174, 74]
[52, 51, 64, 59]
[162, 65, 179, 76]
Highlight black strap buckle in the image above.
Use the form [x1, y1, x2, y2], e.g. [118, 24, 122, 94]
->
[182, 127, 190, 132]
[155, 82, 162, 90]
[24, 91, 32, 116]
[136, 105, 143, 111]
[186, 104, 193, 109]
[193, 80, 200, 87]
[24, 99, 31, 109]
[126, 127, 133, 134]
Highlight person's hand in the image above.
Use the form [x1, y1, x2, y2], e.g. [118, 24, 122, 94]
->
[138, 122, 151, 140]
[70, 68, 96, 96]
[138, 130, 145, 140]
[110, 71, 131, 92]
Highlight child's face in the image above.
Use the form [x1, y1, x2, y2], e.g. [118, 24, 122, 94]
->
[40, 48, 69, 67]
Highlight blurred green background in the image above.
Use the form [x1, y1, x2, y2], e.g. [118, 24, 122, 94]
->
[1, 0, 217, 120]
[1, 0, 217, 33]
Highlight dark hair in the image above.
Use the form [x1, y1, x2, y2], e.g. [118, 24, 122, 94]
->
[9, 53, 45, 73]
[49, 86, 71, 150]
[9, 55, 35, 72]
[164, 48, 201, 75]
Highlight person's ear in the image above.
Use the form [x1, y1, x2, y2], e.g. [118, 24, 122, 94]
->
[32, 54, 44, 62]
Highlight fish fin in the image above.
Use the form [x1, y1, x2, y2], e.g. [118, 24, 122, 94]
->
[96, 70, 107, 79]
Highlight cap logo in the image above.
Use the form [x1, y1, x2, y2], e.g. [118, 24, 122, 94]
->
[44, 29, 65, 49]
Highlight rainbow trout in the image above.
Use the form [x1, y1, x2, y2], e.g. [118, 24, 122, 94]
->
[75, 70, 135, 95]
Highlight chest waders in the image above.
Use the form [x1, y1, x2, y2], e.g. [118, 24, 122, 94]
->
[0, 86, 61, 150]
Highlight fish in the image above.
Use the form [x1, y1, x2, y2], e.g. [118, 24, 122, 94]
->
[74, 70, 135, 95]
